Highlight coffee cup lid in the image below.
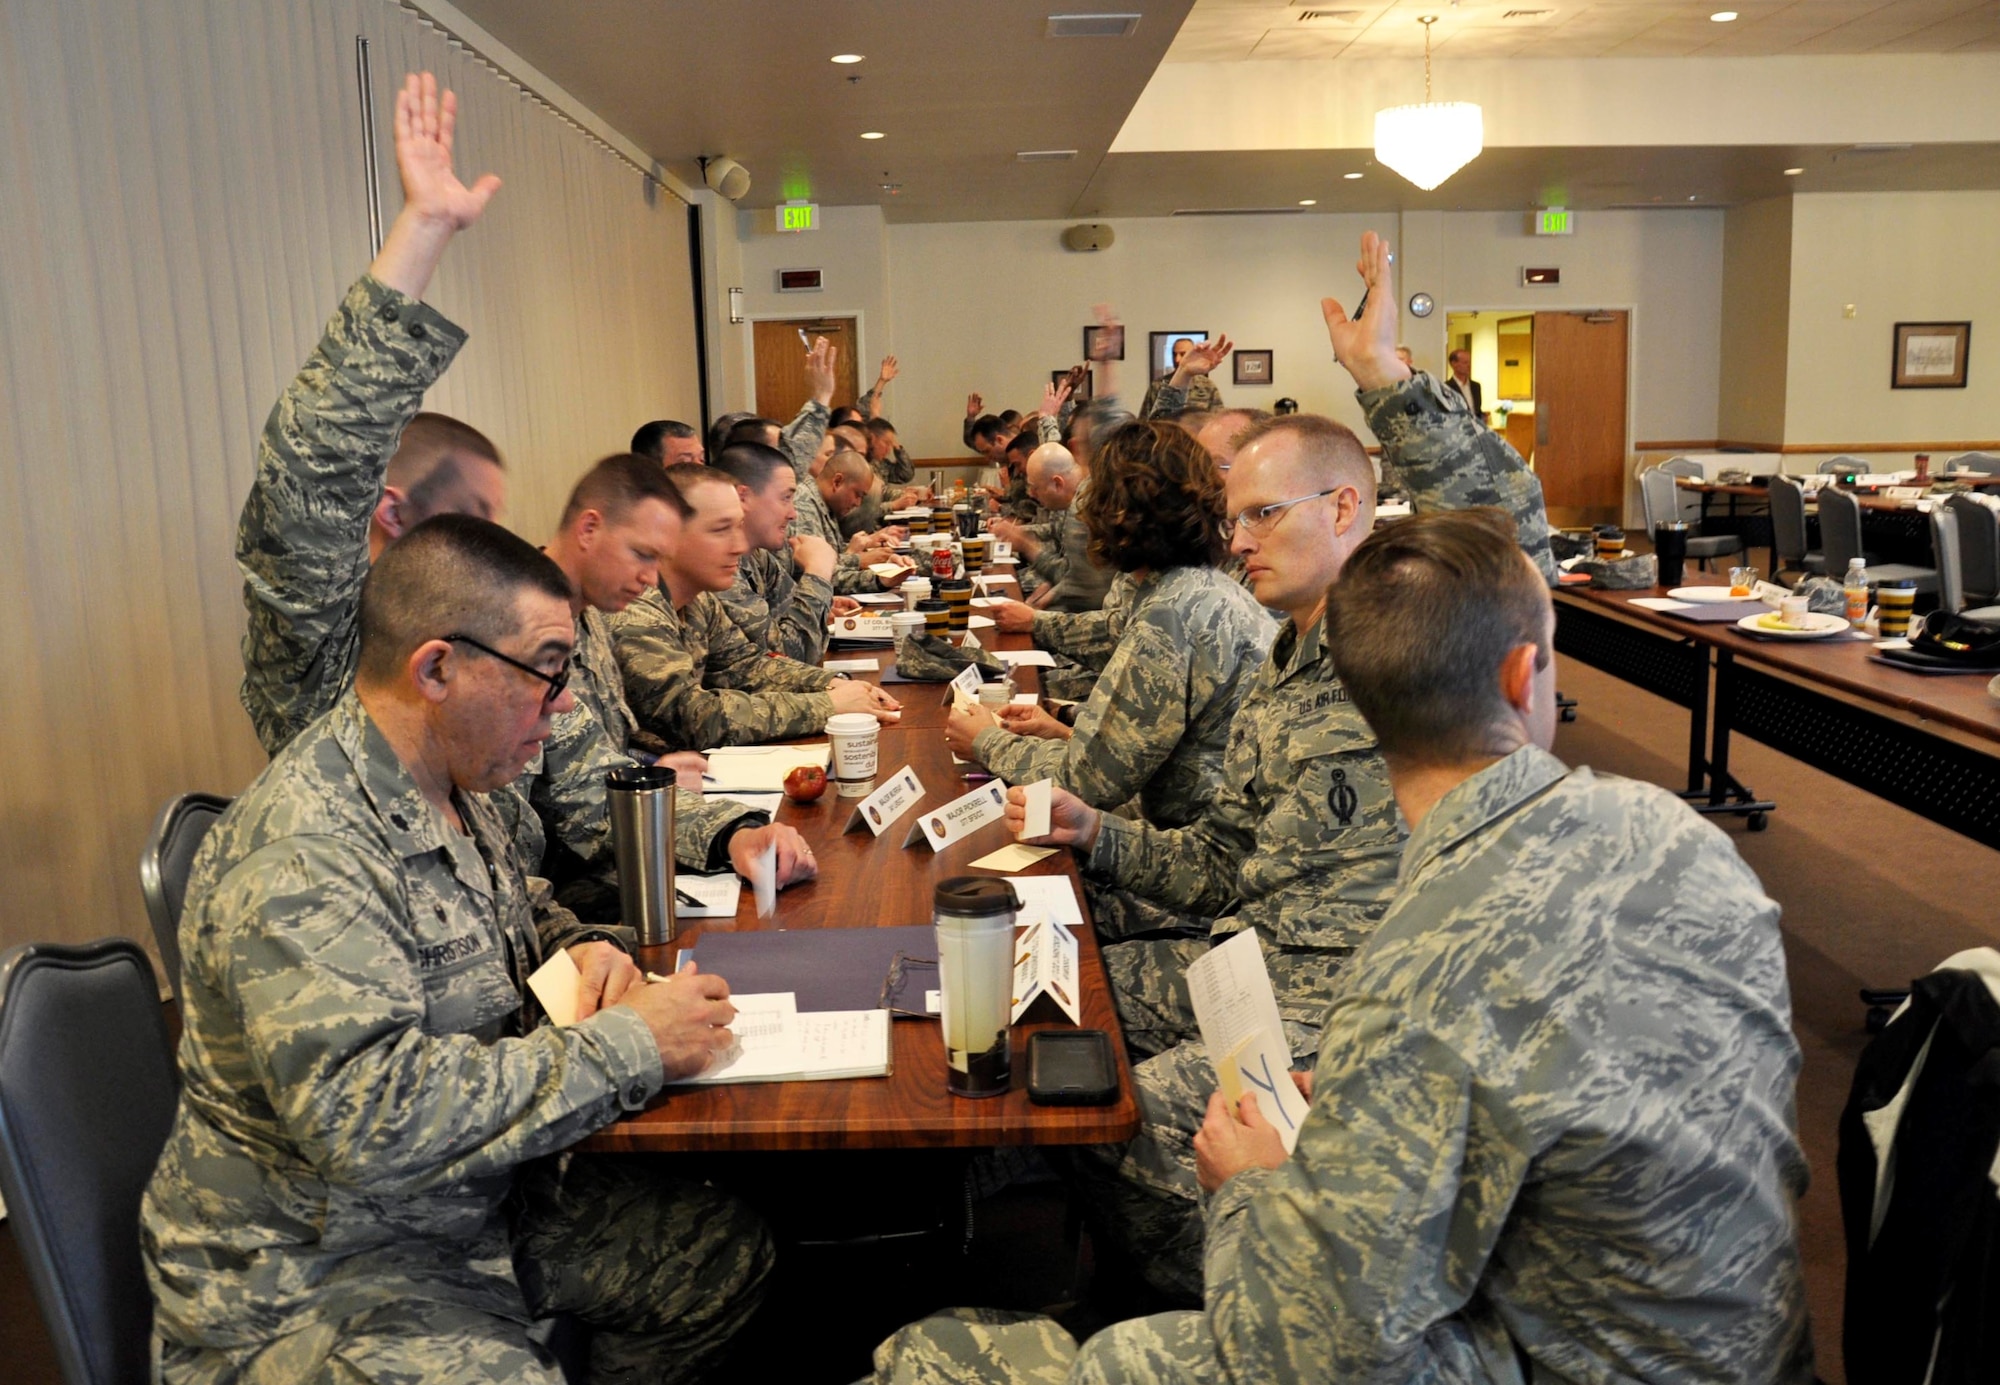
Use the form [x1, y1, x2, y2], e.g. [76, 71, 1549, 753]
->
[826, 713, 879, 734]
[934, 875, 1020, 917]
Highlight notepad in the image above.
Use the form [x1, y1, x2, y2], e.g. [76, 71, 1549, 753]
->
[700, 744, 832, 792]
[672, 993, 892, 1085]
[674, 872, 742, 918]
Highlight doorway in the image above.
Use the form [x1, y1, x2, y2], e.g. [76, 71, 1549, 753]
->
[1445, 307, 1630, 528]
[752, 316, 862, 423]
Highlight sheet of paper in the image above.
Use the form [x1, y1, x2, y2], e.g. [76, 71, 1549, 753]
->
[1186, 930, 1289, 1091]
[677, 1001, 891, 1085]
[705, 789, 784, 817]
[527, 947, 583, 1027]
[824, 658, 880, 672]
[868, 563, 911, 580]
[1011, 692, 1039, 706]
[682, 993, 799, 1083]
[995, 649, 1056, 668]
[674, 872, 742, 918]
[1629, 597, 1697, 612]
[853, 591, 905, 606]
[792, 1009, 890, 1077]
[1021, 779, 1053, 840]
[1223, 1030, 1311, 1153]
[700, 744, 832, 792]
[1007, 875, 1085, 934]
[908, 779, 1011, 851]
[969, 842, 1056, 873]
[751, 842, 778, 918]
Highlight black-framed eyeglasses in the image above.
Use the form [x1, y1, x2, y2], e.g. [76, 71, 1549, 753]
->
[1226, 488, 1337, 537]
[444, 634, 571, 707]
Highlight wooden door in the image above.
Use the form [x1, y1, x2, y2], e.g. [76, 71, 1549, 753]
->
[1532, 311, 1628, 528]
[753, 317, 861, 423]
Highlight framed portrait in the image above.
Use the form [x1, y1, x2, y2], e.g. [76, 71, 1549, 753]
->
[1083, 324, 1124, 361]
[1149, 330, 1207, 381]
[1233, 349, 1274, 386]
[1891, 321, 1970, 389]
[1052, 366, 1094, 402]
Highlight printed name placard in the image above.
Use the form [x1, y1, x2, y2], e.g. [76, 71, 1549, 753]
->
[947, 662, 984, 708]
[1009, 918, 1080, 1024]
[844, 765, 926, 837]
[830, 615, 894, 640]
[905, 779, 1010, 851]
[991, 540, 1012, 559]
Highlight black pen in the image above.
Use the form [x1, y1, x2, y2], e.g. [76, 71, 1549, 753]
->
[675, 887, 703, 909]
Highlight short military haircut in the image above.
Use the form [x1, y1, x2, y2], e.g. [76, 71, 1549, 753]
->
[866, 417, 897, 437]
[722, 417, 781, 451]
[387, 412, 503, 512]
[824, 449, 873, 486]
[1234, 414, 1375, 498]
[1079, 421, 1227, 572]
[829, 405, 865, 428]
[997, 410, 1021, 426]
[629, 419, 696, 460]
[357, 514, 572, 684]
[831, 423, 869, 453]
[712, 442, 793, 494]
[558, 452, 689, 530]
[1004, 429, 1040, 461]
[1325, 508, 1551, 766]
[665, 462, 739, 504]
[970, 415, 1004, 445]
[706, 411, 757, 457]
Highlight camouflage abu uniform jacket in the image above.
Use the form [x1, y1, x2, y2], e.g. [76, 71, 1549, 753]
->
[972, 566, 1273, 830]
[611, 586, 837, 750]
[1186, 747, 1812, 1383]
[780, 399, 884, 597]
[716, 547, 836, 664]
[142, 692, 663, 1353]
[1140, 373, 1223, 418]
[233, 274, 623, 868]
[1038, 477, 1116, 614]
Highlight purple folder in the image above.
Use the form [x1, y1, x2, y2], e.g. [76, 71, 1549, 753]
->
[676, 925, 936, 1013]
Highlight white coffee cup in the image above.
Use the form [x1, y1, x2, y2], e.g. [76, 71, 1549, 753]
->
[889, 610, 927, 650]
[902, 577, 933, 611]
[825, 713, 881, 795]
[1779, 594, 1809, 628]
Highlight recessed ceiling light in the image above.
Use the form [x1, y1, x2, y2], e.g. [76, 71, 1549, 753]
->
[861, 131, 886, 140]
[1783, 166, 1804, 176]
[1343, 171, 1365, 180]
[1709, 10, 1737, 20]
[1299, 199, 1317, 206]
[831, 53, 864, 63]
[1688, 194, 1699, 201]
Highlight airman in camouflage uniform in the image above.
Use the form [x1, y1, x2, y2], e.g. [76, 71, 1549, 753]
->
[780, 403, 898, 598]
[716, 545, 836, 664]
[143, 690, 772, 1385]
[1139, 373, 1223, 419]
[964, 567, 1273, 830]
[612, 586, 839, 750]
[870, 752, 1812, 1385]
[1029, 575, 1132, 701]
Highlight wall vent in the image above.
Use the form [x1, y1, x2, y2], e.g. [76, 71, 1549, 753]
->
[1017, 149, 1079, 162]
[1047, 13, 1142, 37]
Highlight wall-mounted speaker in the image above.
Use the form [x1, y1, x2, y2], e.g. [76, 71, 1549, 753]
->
[701, 156, 751, 201]
[1061, 223, 1115, 252]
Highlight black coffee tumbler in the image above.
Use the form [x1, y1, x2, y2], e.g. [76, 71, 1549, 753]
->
[1653, 521, 1690, 589]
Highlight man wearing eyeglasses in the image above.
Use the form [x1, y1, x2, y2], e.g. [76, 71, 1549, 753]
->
[146, 515, 774, 1383]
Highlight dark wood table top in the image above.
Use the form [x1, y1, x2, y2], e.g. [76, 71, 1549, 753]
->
[582, 574, 1143, 1153]
[1556, 587, 2000, 751]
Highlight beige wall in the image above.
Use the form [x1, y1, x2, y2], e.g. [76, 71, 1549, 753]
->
[1783, 191, 2000, 448]
[736, 203, 894, 408]
[0, 0, 698, 971]
[1717, 196, 1794, 447]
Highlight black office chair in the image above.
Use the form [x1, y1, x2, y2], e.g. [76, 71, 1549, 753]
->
[137, 793, 231, 999]
[0, 939, 179, 1385]
[1767, 475, 1824, 581]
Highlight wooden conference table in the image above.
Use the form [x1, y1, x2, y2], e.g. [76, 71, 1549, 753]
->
[1554, 586, 2000, 851]
[584, 567, 1143, 1154]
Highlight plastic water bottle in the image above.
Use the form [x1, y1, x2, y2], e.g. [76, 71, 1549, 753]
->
[1843, 557, 1869, 628]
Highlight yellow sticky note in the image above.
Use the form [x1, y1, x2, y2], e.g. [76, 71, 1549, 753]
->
[969, 843, 1057, 873]
[527, 948, 583, 1027]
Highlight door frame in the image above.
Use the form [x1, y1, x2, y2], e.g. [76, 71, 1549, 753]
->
[743, 310, 871, 418]
[1443, 301, 1639, 525]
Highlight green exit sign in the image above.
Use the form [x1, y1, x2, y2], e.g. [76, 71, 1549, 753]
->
[1535, 207, 1575, 236]
[778, 201, 820, 233]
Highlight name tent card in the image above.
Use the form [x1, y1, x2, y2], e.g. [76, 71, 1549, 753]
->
[947, 662, 984, 707]
[905, 779, 1010, 851]
[844, 765, 926, 837]
[1010, 918, 1080, 1024]
[830, 614, 895, 640]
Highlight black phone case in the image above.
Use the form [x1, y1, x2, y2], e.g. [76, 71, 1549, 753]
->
[1027, 1030, 1119, 1106]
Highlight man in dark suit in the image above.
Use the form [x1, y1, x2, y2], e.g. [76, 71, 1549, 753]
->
[1445, 348, 1484, 419]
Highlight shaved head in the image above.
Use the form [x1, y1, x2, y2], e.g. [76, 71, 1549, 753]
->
[357, 515, 572, 686]
[824, 449, 873, 487]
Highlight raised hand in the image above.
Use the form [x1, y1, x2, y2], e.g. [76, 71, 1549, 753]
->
[1320, 231, 1409, 392]
[806, 337, 838, 404]
[1087, 305, 1123, 361]
[1175, 333, 1234, 384]
[370, 72, 501, 299]
[877, 355, 900, 385]
[965, 392, 984, 419]
[1041, 376, 1073, 420]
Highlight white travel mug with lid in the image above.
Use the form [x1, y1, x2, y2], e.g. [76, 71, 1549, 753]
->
[934, 876, 1019, 1098]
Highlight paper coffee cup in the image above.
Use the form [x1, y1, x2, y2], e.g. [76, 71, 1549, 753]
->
[889, 611, 926, 649]
[902, 577, 932, 611]
[826, 712, 880, 795]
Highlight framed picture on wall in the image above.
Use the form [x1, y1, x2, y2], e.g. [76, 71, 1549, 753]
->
[1233, 350, 1274, 386]
[1149, 330, 1207, 381]
[1052, 366, 1094, 403]
[1083, 325, 1124, 361]
[1891, 321, 1970, 389]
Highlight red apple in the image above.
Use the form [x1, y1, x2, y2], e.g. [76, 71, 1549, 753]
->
[784, 764, 829, 802]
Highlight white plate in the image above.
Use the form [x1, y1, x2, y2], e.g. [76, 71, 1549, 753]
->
[1668, 586, 1747, 603]
[968, 615, 995, 629]
[1736, 612, 1850, 640]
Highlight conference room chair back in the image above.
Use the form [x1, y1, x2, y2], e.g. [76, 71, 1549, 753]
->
[1817, 455, 1867, 475]
[137, 792, 231, 1001]
[1818, 487, 1939, 594]
[1638, 467, 1742, 568]
[1768, 475, 1824, 579]
[1946, 451, 2000, 475]
[1946, 494, 2000, 604]
[1932, 506, 1968, 614]
[0, 939, 178, 1385]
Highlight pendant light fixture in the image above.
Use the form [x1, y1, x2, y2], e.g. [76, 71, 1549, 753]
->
[1373, 15, 1483, 191]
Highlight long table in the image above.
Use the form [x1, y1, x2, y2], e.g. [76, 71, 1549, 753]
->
[583, 580, 1142, 1154]
[1555, 587, 2000, 850]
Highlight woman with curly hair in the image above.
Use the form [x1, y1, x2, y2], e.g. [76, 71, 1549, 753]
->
[944, 419, 1274, 832]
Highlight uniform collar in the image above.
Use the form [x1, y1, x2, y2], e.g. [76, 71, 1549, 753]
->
[1271, 614, 1329, 687]
[330, 691, 494, 900]
[1400, 744, 1569, 887]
